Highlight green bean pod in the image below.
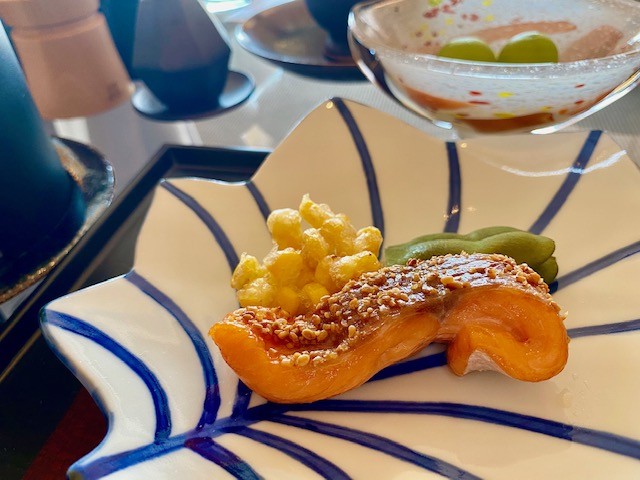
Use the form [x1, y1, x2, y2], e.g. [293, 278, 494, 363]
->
[384, 227, 558, 283]
[536, 257, 559, 284]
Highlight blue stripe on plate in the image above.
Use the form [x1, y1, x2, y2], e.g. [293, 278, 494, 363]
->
[333, 98, 385, 236]
[72, 438, 185, 478]
[287, 400, 640, 460]
[126, 272, 220, 428]
[271, 414, 481, 479]
[246, 181, 271, 221]
[231, 380, 253, 419]
[370, 351, 447, 382]
[552, 239, 640, 293]
[225, 425, 351, 479]
[568, 319, 640, 339]
[529, 130, 602, 235]
[46, 310, 172, 442]
[186, 437, 262, 479]
[162, 181, 239, 270]
[445, 142, 462, 233]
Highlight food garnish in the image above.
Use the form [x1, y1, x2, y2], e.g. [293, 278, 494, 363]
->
[497, 31, 559, 63]
[211, 252, 568, 404]
[384, 226, 558, 283]
[231, 195, 383, 316]
[437, 31, 558, 63]
[437, 36, 497, 62]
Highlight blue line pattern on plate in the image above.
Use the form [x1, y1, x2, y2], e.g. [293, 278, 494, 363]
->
[283, 400, 640, 460]
[529, 130, 602, 235]
[186, 437, 262, 479]
[333, 98, 385, 236]
[370, 351, 448, 382]
[445, 142, 462, 233]
[551, 239, 640, 293]
[225, 426, 352, 479]
[231, 381, 253, 419]
[567, 318, 640, 339]
[271, 414, 482, 479]
[162, 181, 239, 270]
[126, 271, 220, 428]
[45, 310, 172, 443]
[48, 314, 640, 478]
[246, 181, 271, 221]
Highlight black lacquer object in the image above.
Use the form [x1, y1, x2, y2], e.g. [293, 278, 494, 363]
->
[304, 0, 360, 59]
[101, 0, 141, 78]
[0, 24, 85, 287]
[131, 0, 253, 120]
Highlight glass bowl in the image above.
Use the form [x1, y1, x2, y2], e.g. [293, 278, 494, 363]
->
[348, 0, 640, 134]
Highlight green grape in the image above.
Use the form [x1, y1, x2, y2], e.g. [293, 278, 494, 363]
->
[437, 37, 496, 62]
[498, 31, 559, 63]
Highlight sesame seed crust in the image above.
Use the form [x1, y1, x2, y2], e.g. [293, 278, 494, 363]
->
[222, 253, 561, 366]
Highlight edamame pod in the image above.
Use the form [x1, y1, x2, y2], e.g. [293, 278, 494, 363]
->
[384, 227, 558, 283]
[386, 226, 520, 259]
[536, 257, 559, 284]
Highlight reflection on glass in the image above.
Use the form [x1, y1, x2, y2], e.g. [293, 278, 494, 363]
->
[202, 0, 251, 13]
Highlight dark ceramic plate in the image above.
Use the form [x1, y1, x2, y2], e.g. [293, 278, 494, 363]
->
[235, 0, 362, 79]
[132, 71, 255, 122]
[0, 139, 114, 304]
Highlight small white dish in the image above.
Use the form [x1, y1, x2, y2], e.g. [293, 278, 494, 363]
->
[42, 98, 640, 479]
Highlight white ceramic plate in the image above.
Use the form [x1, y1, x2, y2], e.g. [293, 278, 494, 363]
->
[42, 99, 640, 479]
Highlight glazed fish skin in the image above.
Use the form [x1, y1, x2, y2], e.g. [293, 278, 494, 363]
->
[210, 253, 569, 404]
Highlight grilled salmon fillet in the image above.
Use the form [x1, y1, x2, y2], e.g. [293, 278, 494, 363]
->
[210, 253, 568, 403]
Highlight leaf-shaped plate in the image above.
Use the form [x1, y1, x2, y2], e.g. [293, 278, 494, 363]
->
[42, 98, 640, 479]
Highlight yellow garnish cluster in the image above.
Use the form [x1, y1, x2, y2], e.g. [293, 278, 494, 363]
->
[231, 194, 383, 315]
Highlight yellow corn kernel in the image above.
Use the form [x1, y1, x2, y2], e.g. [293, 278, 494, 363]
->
[301, 282, 329, 305]
[320, 214, 357, 256]
[275, 286, 301, 315]
[236, 277, 276, 307]
[301, 228, 329, 268]
[263, 247, 304, 285]
[354, 226, 383, 254]
[330, 251, 381, 289]
[267, 208, 303, 249]
[314, 255, 339, 292]
[230, 253, 267, 290]
[295, 264, 316, 288]
[300, 282, 330, 311]
[299, 194, 334, 228]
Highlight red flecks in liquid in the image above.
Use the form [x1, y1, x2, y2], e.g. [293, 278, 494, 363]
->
[469, 91, 482, 96]
[559, 108, 569, 115]
[575, 84, 585, 88]
[470, 13, 479, 21]
[424, 8, 440, 18]
[469, 100, 490, 105]
[574, 100, 585, 105]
